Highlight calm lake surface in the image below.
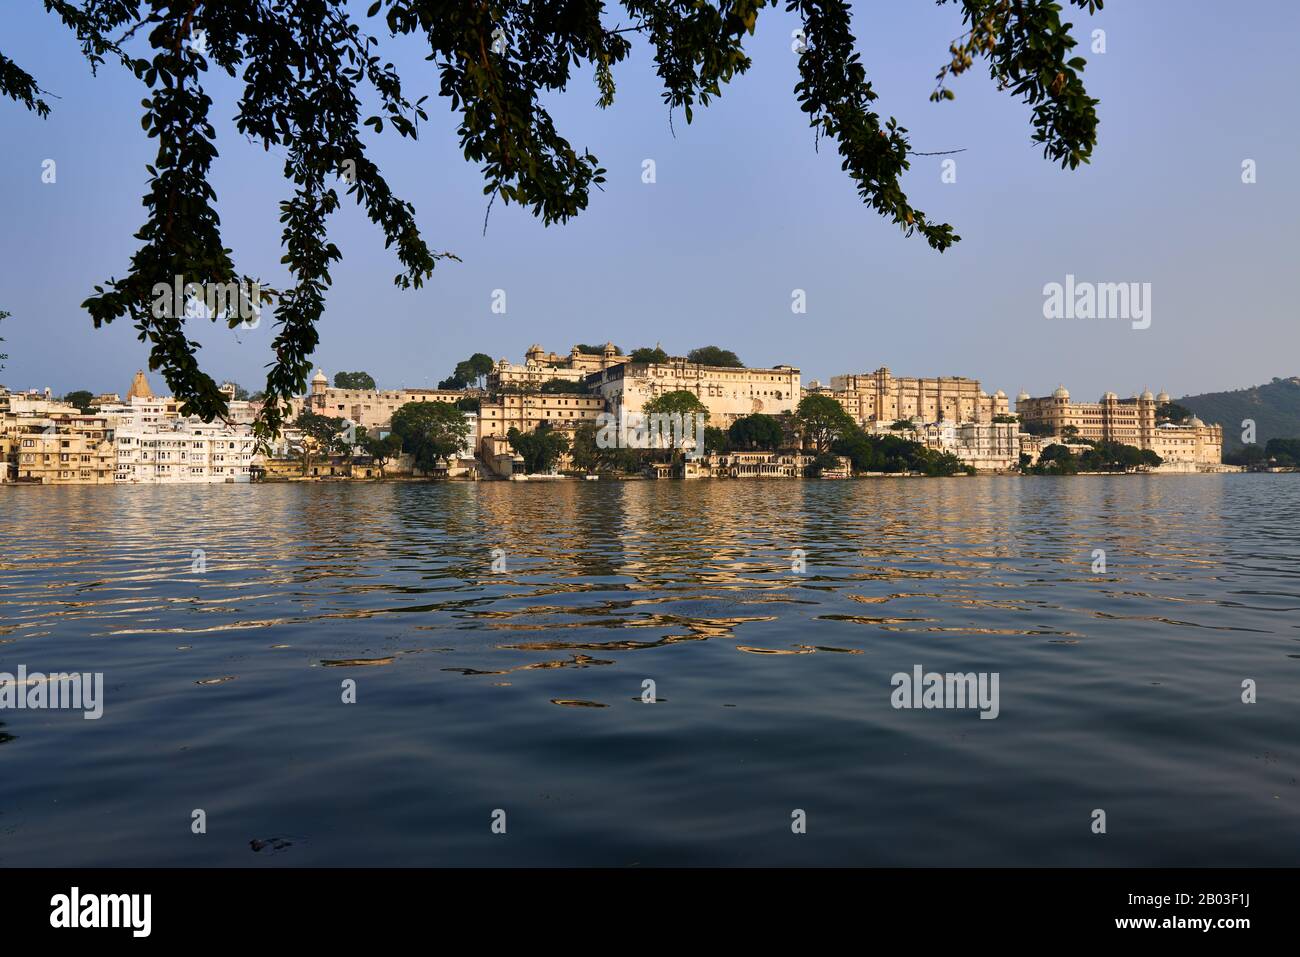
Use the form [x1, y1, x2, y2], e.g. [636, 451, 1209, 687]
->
[1, 476, 1297, 866]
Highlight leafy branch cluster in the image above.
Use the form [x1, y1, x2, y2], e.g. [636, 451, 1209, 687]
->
[2, 1, 1103, 437]
[931, 0, 1102, 170]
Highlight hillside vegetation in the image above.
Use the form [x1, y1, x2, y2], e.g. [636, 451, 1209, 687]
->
[1180, 377, 1300, 451]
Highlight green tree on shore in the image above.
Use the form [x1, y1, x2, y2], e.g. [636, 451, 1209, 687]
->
[293, 410, 348, 476]
[362, 431, 405, 478]
[1032, 443, 1078, 474]
[728, 413, 783, 450]
[644, 390, 710, 454]
[1223, 445, 1267, 467]
[390, 401, 470, 472]
[1265, 438, 1300, 465]
[572, 421, 641, 474]
[832, 430, 967, 475]
[1025, 440, 1159, 474]
[796, 394, 857, 452]
[704, 427, 732, 454]
[508, 423, 570, 474]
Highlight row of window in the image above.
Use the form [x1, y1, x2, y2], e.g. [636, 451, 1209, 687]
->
[21, 470, 111, 479]
[19, 454, 107, 464]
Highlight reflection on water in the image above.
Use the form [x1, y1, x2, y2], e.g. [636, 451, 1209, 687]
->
[0, 476, 1298, 865]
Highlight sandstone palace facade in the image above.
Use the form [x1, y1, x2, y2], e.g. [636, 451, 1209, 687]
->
[290, 370, 466, 430]
[488, 343, 630, 392]
[821, 368, 1011, 425]
[586, 358, 801, 426]
[1016, 387, 1223, 466]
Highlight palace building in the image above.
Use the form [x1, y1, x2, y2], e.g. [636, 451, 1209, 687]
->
[477, 392, 606, 438]
[586, 357, 801, 427]
[822, 367, 1009, 425]
[1016, 387, 1223, 466]
[1151, 417, 1224, 466]
[115, 421, 256, 484]
[290, 370, 467, 430]
[12, 415, 117, 484]
[487, 343, 629, 392]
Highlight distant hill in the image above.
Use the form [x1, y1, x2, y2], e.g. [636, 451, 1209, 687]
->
[1180, 377, 1300, 451]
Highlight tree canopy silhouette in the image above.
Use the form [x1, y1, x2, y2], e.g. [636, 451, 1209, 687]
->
[2, 1, 1102, 438]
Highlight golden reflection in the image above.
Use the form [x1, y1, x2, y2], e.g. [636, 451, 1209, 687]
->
[0, 477, 1257, 705]
[443, 653, 616, 677]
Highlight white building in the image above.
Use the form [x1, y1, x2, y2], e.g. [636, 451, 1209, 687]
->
[872, 419, 1022, 471]
[98, 395, 182, 429]
[934, 421, 1022, 471]
[586, 358, 801, 428]
[115, 421, 255, 483]
[3, 390, 79, 416]
[461, 410, 478, 458]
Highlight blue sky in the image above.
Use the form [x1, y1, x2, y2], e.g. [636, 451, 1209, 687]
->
[1, 1, 1297, 401]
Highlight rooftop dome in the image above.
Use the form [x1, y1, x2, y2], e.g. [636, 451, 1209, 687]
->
[311, 369, 327, 382]
[1017, 389, 1031, 402]
[1188, 415, 1204, 427]
[1102, 391, 1117, 401]
[1157, 391, 1171, 404]
[1052, 384, 1070, 399]
[126, 369, 154, 400]
[1141, 389, 1154, 401]
[994, 389, 1006, 398]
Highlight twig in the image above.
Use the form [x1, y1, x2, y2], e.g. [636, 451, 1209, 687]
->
[114, 17, 154, 46]
[482, 188, 496, 236]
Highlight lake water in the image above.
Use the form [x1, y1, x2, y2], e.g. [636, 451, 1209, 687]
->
[1, 475, 1297, 866]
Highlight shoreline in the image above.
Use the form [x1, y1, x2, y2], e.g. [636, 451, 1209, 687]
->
[3, 467, 1278, 489]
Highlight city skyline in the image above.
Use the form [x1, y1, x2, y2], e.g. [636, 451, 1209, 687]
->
[2, 2, 1297, 401]
[0, 346, 1249, 410]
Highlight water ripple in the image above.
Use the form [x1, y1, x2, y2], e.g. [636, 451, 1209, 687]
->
[0, 476, 1297, 865]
